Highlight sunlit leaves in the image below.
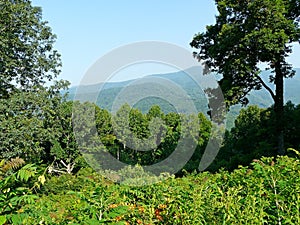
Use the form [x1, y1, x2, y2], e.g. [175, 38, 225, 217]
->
[0, 0, 61, 98]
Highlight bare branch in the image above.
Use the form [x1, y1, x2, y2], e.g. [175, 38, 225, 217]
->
[255, 75, 276, 102]
[60, 159, 67, 168]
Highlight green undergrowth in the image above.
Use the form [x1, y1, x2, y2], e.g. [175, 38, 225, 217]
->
[1, 151, 300, 224]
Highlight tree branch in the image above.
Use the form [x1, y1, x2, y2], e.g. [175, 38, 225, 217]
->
[255, 75, 276, 102]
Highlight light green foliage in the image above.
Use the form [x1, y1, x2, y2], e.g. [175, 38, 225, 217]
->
[95, 106, 114, 146]
[100, 164, 174, 186]
[78, 103, 212, 174]
[182, 112, 212, 173]
[17, 154, 300, 224]
[0, 158, 46, 224]
[112, 103, 132, 153]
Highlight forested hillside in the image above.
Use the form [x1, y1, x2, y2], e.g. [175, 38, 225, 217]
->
[1, 0, 300, 224]
[67, 68, 300, 129]
[67, 68, 300, 111]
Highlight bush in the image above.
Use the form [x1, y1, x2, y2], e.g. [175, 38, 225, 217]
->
[15, 153, 300, 224]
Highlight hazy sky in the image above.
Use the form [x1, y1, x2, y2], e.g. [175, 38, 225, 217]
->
[32, 0, 300, 86]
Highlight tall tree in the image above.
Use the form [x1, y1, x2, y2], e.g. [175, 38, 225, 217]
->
[0, 0, 69, 164]
[191, 0, 300, 155]
[0, 82, 69, 161]
[112, 104, 132, 160]
[0, 0, 61, 98]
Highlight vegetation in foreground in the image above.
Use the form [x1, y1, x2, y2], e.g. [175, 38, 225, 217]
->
[1, 150, 300, 224]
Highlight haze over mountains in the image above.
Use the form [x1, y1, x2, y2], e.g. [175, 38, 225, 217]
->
[66, 67, 300, 128]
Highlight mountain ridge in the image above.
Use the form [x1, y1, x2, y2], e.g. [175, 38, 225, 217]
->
[67, 67, 300, 108]
[66, 67, 300, 129]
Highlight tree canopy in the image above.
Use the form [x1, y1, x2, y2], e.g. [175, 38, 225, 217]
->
[0, 0, 73, 169]
[0, 0, 61, 98]
[191, 0, 300, 154]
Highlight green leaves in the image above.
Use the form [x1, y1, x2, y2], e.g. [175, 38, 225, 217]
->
[191, 0, 299, 106]
[0, 0, 61, 98]
[0, 158, 42, 218]
[191, 0, 300, 154]
[0, 216, 6, 225]
[0, 86, 69, 162]
[15, 154, 300, 224]
[16, 164, 37, 182]
[210, 102, 300, 172]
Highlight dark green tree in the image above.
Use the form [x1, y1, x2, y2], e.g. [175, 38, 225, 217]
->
[191, 0, 300, 155]
[283, 101, 300, 149]
[0, 90, 49, 160]
[48, 101, 82, 174]
[0, 0, 71, 164]
[0, 81, 69, 162]
[0, 0, 61, 98]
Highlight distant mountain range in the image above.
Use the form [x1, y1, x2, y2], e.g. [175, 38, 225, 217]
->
[66, 67, 300, 129]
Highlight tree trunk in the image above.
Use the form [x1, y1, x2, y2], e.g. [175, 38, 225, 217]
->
[117, 148, 120, 160]
[274, 59, 285, 155]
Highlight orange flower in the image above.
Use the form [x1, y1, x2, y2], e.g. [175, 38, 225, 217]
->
[155, 209, 163, 221]
[115, 216, 122, 221]
[108, 204, 118, 209]
[138, 206, 145, 213]
[156, 215, 163, 221]
[158, 204, 167, 209]
[155, 209, 161, 216]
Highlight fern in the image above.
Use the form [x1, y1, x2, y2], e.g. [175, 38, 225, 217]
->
[8, 158, 25, 170]
[0, 160, 41, 220]
[10, 193, 39, 205]
[16, 164, 36, 182]
[0, 157, 25, 176]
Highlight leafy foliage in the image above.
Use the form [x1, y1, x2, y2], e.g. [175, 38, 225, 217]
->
[1, 1, 300, 224]
[0, 0, 61, 98]
[0, 82, 71, 162]
[191, 0, 300, 154]
[211, 102, 300, 171]
[14, 154, 300, 224]
[191, 0, 300, 105]
[0, 158, 46, 224]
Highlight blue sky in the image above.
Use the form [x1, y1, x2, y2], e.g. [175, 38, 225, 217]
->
[32, 0, 300, 86]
